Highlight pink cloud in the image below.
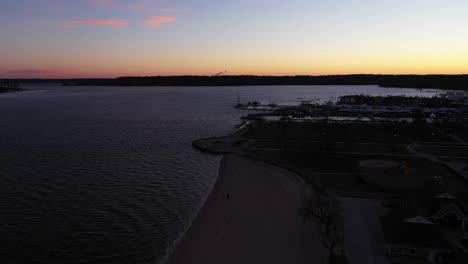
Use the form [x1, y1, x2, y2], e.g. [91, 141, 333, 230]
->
[66, 19, 129, 27]
[5, 70, 74, 77]
[143, 16, 176, 27]
[143, 17, 175, 23]
[7, 70, 67, 75]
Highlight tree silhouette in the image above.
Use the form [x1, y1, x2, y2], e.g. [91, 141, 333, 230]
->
[299, 188, 343, 263]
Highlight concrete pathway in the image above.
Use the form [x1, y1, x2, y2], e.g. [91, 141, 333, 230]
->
[339, 198, 390, 264]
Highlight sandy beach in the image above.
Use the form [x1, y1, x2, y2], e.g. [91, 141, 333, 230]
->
[169, 154, 326, 264]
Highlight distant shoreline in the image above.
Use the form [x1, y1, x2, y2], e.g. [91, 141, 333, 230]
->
[4, 75, 468, 91]
[0, 87, 25, 93]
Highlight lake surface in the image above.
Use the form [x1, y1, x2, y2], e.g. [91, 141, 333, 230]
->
[0, 85, 444, 264]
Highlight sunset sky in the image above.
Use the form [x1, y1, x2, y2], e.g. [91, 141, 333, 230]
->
[2, 0, 468, 78]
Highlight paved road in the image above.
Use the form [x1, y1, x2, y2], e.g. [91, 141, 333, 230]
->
[428, 124, 467, 146]
[245, 147, 418, 158]
[339, 198, 390, 264]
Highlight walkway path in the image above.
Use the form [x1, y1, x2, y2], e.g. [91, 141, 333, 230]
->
[339, 198, 390, 264]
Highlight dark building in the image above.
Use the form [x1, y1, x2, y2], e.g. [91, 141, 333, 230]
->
[381, 210, 454, 263]
[415, 183, 468, 232]
[380, 182, 468, 263]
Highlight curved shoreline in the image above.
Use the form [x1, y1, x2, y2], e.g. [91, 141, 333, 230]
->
[164, 155, 226, 264]
[168, 154, 326, 264]
[159, 156, 222, 264]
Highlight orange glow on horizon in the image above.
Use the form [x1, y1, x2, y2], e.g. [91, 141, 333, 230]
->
[66, 19, 129, 27]
[3, 0, 468, 78]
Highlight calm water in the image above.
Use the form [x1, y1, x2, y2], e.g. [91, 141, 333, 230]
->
[0, 84, 443, 264]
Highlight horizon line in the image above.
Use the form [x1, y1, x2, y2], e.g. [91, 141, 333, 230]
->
[3, 74, 468, 80]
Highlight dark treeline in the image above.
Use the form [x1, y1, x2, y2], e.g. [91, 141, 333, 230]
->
[0, 79, 24, 93]
[5, 75, 468, 90]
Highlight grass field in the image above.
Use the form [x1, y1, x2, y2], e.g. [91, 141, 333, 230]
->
[246, 121, 455, 144]
[416, 145, 468, 157]
[240, 120, 468, 201]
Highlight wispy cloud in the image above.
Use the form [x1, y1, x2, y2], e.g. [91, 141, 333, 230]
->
[66, 19, 129, 27]
[6, 70, 72, 75]
[143, 16, 176, 27]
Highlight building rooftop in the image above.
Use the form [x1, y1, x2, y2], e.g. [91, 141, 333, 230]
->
[380, 212, 452, 249]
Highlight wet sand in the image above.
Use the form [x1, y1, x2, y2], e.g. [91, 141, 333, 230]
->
[169, 154, 326, 264]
